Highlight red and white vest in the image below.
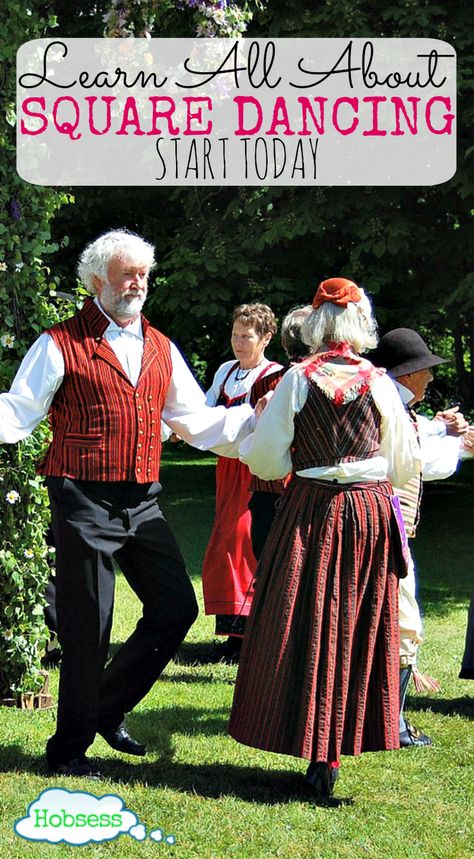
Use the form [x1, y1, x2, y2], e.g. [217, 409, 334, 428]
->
[38, 298, 172, 483]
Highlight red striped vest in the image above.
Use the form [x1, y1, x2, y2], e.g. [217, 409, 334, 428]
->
[249, 365, 287, 495]
[38, 298, 172, 483]
[292, 378, 381, 471]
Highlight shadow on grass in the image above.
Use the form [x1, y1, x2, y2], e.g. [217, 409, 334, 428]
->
[158, 672, 236, 685]
[406, 467, 474, 617]
[406, 694, 474, 720]
[131, 705, 230, 745]
[106, 641, 240, 674]
[415, 589, 463, 617]
[125, 760, 355, 807]
[0, 744, 352, 806]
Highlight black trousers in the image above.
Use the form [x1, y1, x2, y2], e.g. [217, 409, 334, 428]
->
[248, 490, 281, 561]
[46, 477, 198, 765]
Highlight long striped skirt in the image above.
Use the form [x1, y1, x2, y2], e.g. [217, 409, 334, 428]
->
[229, 477, 404, 761]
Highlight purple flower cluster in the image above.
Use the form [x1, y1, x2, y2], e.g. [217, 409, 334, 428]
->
[9, 198, 21, 221]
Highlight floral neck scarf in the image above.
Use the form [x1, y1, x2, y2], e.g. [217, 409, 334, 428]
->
[301, 341, 385, 406]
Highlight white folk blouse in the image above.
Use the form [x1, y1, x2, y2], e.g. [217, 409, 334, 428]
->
[239, 361, 422, 487]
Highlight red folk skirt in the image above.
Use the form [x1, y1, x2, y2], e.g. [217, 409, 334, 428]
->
[202, 455, 257, 623]
[229, 477, 404, 761]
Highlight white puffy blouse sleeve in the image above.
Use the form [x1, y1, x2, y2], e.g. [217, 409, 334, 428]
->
[240, 366, 422, 484]
[162, 343, 253, 453]
[371, 373, 422, 486]
[239, 367, 301, 479]
[0, 333, 64, 443]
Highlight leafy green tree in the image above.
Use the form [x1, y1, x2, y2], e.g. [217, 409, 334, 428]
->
[0, 1, 72, 699]
[46, 1, 473, 403]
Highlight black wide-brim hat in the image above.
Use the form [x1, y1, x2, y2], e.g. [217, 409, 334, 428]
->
[370, 328, 448, 377]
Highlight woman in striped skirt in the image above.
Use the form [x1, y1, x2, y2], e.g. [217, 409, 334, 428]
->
[229, 278, 421, 800]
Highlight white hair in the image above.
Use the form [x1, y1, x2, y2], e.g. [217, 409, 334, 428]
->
[280, 305, 313, 360]
[77, 230, 155, 294]
[301, 290, 378, 355]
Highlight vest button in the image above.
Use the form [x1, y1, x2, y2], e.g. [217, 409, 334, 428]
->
[137, 468, 141, 473]
[137, 405, 142, 410]
[135, 392, 140, 398]
[137, 456, 142, 461]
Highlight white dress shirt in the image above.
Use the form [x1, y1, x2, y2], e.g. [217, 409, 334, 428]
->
[0, 301, 253, 455]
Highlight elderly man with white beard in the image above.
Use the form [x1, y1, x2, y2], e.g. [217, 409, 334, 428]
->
[0, 229, 254, 779]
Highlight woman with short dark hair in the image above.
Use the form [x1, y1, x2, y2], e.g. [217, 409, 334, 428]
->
[202, 303, 280, 660]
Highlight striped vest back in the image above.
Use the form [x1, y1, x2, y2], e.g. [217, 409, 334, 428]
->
[292, 378, 381, 471]
[38, 298, 172, 483]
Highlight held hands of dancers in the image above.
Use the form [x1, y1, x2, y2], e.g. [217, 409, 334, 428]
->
[461, 425, 474, 454]
[434, 406, 469, 436]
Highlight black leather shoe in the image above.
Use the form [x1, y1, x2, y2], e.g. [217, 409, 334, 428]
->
[98, 723, 146, 756]
[48, 756, 102, 780]
[304, 762, 339, 800]
[399, 719, 433, 747]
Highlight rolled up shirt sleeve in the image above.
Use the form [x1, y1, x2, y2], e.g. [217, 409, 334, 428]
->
[417, 414, 462, 479]
[0, 334, 64, 443]
[161, 343, 254, 455]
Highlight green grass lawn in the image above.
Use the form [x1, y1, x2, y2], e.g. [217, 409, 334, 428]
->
[1, 448, 473, 858]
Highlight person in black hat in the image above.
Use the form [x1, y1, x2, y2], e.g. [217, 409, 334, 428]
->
[371, 328, 473, 747]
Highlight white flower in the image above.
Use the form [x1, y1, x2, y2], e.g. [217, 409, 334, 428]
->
[6, 490, 20, 504]
[48, 546, 56, 554]
[15, 262, 24, 272]
[3, 630, 14, 641]
[24, 548, 34, 559]
[212, 9, 227, 25]
[0, 262, 7, 272]
[49, 289, 57, 296]
[0, 333, 15, 348]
